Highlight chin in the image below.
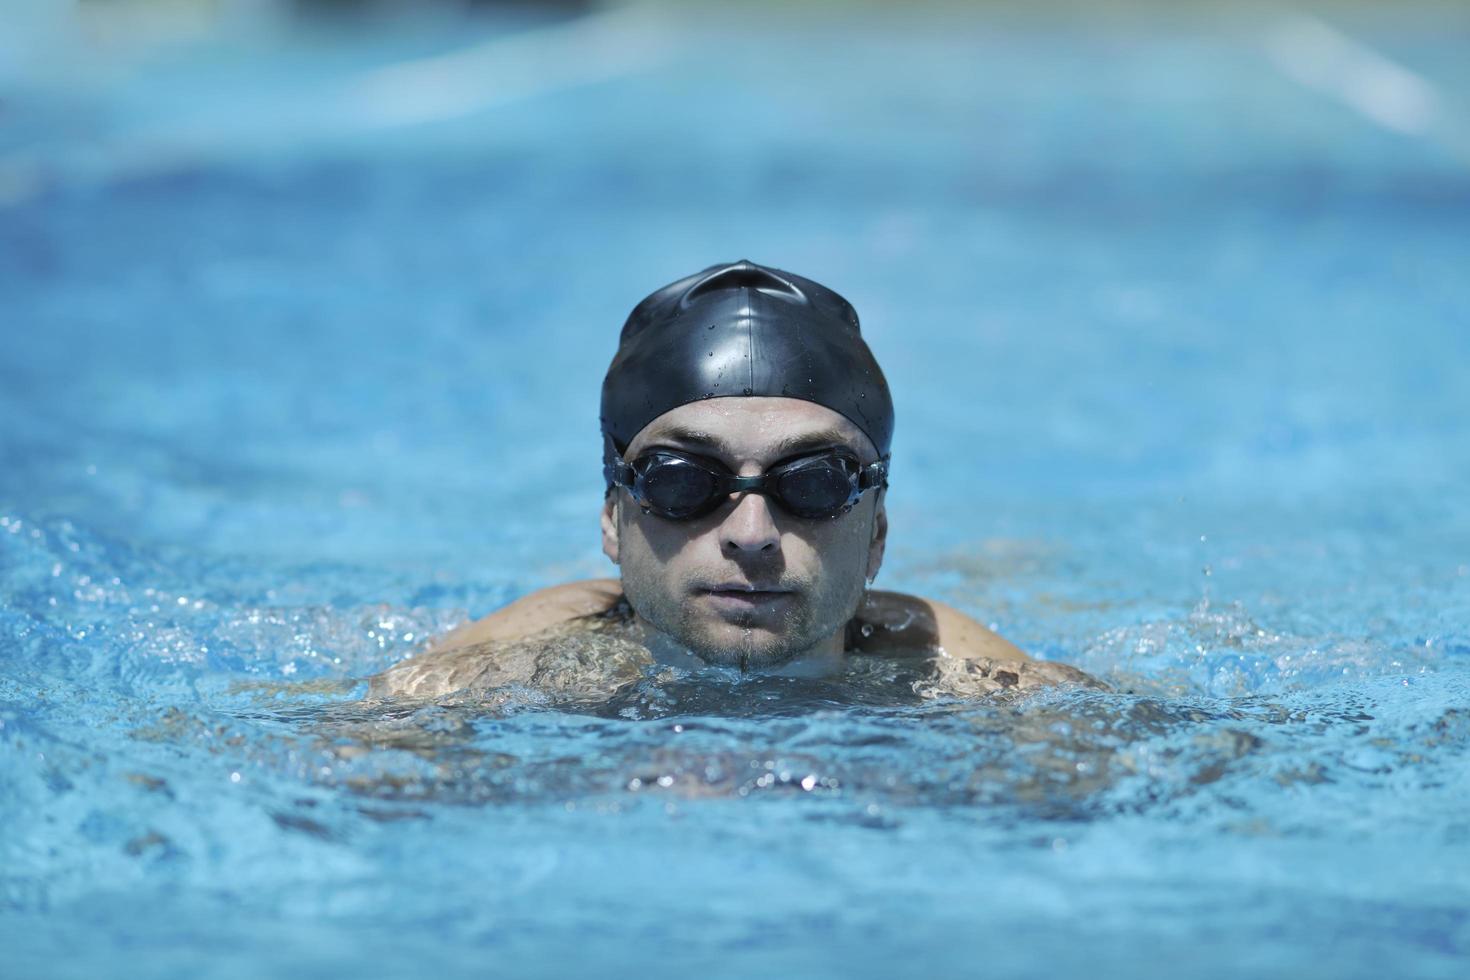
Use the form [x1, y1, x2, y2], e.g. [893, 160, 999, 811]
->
[683, 621, 808, 671]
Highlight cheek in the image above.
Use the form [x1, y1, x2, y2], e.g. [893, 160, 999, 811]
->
[620, 512, 715, 575]
[785, 516, 874, 577]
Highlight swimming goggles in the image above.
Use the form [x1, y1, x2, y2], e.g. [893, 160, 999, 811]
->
[606, 449, 888, 521]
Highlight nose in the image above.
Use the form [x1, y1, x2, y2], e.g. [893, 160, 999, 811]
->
[719, 491, 781, 554]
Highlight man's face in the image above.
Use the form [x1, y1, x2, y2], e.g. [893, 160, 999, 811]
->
[602, 397, 887, 671]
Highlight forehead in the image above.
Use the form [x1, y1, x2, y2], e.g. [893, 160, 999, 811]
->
[626, 397, 877, 462]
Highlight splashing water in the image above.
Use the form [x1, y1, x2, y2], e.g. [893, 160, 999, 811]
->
[4, 4, 1470, 978]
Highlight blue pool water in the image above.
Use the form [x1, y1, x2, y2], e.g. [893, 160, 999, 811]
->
[3, 3, 1469, 977]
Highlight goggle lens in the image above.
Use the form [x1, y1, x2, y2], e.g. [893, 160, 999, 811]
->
[639, 457, 721, 519]
[774, 458, 858, 518]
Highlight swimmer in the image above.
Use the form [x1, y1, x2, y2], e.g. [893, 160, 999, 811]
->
[372, 261, 1100, 700]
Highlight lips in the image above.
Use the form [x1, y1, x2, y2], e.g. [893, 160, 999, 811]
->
[699, 582, 796, 611]
[705, 581, 790, 595]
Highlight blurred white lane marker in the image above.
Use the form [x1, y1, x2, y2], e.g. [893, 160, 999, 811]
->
[0, 5, 677, 206]
[342, 5, 674, 127]
[1264, 13, 1440, 136]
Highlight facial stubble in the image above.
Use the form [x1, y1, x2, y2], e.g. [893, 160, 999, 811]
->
[616, 500, 872, 672]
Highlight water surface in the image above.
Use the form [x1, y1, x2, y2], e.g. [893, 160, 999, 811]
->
[3, 3, 1468, 977]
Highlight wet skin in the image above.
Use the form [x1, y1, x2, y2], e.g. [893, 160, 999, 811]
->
[606, 398, 887, 673]
[371, 397, 1100, 700]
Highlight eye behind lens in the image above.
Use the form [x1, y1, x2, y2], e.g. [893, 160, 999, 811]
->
[776, 464, 855, 519]
[638, 457, 721, 519]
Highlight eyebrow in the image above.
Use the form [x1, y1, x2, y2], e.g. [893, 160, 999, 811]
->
[644, 426, 860, 462]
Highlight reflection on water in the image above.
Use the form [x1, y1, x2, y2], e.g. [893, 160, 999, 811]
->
[132, 628, 1452, 839]
[6, 503, 1468, 979]
[5, 1, 1469, 970]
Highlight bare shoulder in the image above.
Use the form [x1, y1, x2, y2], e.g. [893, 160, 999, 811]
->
[853, 590, 1030, 662]
[368, 579, 627, 699]
[855, 590, 1106, 694]
[424, 579, 624, 654]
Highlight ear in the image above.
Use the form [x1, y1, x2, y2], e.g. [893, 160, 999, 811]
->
[600, 492, 622, 565]
[865, 492, 888, 582]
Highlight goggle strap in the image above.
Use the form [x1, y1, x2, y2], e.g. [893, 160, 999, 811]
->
[606, 459, 635, 490]
[860, 460, 889, 490]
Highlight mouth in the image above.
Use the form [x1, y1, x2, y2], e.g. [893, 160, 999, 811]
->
[699, 583, 796, 610]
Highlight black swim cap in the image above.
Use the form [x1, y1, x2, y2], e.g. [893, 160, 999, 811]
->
[601, 260, 894, 476]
